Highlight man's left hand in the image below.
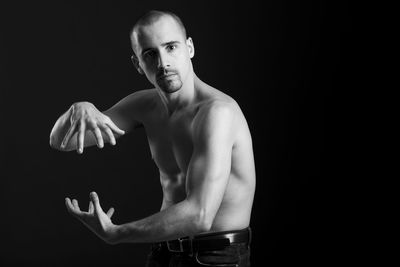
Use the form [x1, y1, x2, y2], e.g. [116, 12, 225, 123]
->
[65, 191, 118, 244]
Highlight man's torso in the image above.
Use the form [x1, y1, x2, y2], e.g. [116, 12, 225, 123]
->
[131, 83, 255, 233]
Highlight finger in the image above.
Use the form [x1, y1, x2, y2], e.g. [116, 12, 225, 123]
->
[65, 197, 82, 216]
[100, 125, 116, 146]
[61, 122, 77, 149]
[77, 120, 85, 154]
[72, 199, 81, 211]
[90, 191, 103, 214]
[91, 127, 104, 148]
[88, 201, 94, 214]
[106, 207, 115, 219]
[105, 121, 125, 136]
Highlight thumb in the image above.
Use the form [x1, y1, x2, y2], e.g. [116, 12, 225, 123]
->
[90, 191, 103, 213]
[107, 207, 115, 219]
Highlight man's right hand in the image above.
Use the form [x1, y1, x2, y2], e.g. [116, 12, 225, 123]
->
[60, 102, 125, 154]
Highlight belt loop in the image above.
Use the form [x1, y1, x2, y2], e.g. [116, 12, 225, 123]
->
[179, 238, 184, 252]
[188, 237, 194, 257]
[248, 227, 252, 249]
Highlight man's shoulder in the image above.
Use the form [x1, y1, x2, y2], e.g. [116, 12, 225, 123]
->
[191, 97, 242, 149]
[198, 98, 236, 116]
[126, 88, 158, 102]
[196, 89, 241, 119]
[118, 88, 158, 111]
[193, 96, 240, 133]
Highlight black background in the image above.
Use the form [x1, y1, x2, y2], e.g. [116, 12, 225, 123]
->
[1, 0, 353, 265]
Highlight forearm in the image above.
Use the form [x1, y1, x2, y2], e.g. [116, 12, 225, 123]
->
[110, 199, 210, 244]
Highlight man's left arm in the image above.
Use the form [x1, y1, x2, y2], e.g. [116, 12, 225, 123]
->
[65, 103, 235, 244]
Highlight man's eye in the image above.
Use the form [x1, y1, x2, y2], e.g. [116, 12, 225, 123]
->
[144, 51, 155, 59]
[167, 45, 176, 51]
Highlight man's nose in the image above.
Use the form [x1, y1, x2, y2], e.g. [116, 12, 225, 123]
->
[157, 52, 170, 69]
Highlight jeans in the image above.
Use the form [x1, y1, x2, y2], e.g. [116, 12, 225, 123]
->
[146, 242, 251, 267]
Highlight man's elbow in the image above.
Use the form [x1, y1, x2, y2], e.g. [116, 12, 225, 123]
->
[194, 208, 214, 233]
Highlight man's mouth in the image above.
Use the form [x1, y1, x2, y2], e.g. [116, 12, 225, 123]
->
[157, 73, 176, 80]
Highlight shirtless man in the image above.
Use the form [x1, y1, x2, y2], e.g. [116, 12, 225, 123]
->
[49, 10, 256, 266]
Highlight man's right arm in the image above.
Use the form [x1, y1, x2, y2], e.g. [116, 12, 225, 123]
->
[49, 91, 145, 153]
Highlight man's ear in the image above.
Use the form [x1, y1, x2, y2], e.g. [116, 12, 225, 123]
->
[131, 54, 144, 75]
[186, 37, 195, 58]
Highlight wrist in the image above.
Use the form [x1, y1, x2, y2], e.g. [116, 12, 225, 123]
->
[106, 224, 123, 245]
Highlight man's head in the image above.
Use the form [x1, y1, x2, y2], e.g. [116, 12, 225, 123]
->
[130, 10, 195, 94]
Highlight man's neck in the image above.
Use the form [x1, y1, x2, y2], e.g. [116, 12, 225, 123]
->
[157, 73, 200, 116]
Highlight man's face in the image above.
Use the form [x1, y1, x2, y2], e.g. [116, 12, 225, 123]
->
[132, 16, 193, 94]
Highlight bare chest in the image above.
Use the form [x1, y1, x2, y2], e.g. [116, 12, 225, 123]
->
[144, 114, 194, 177]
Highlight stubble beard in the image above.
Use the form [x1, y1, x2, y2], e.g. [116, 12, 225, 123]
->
[156, 74, 183, 94]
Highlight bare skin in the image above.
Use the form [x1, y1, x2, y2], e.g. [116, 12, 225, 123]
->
[49, 14, 256, 244]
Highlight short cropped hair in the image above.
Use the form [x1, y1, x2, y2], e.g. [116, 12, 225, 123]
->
[130, 10, 187, 53]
